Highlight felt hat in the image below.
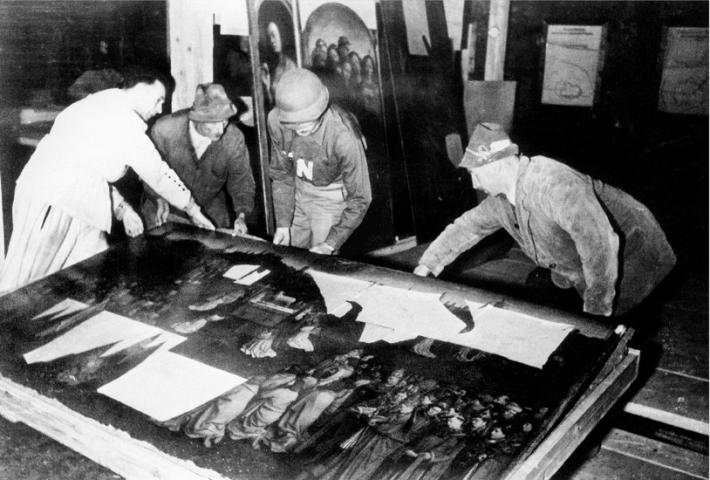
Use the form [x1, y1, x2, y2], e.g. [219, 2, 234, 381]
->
[189, 83, 237, 122]
[274, 68, 329, 124]
[460, 122, 519, 169]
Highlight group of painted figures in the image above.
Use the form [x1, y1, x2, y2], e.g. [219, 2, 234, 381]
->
[159, 349, 546, 480]
[310, 35, 381, 116]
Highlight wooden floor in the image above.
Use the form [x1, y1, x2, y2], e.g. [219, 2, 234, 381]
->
[554, 428, 708, 480]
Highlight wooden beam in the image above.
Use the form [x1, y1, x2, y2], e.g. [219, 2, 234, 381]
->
[506, 350, 640, 480]
[0, 373, 230, 480]
[167, 0, 214, 110]
[484, 0, 510, 80]
[248, 0, 275, 236]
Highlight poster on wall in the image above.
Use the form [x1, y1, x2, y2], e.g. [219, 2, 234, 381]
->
[541, 25, 605, 107]
[297, 0, 395, 253]
[657, 27, 708, 115]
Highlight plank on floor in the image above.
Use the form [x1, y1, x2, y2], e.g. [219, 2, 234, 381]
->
[554, 428, 708, 480]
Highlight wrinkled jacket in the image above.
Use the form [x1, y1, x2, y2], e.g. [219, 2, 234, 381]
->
[420, 156, 675, 316]
[268, 107, 372, 250]
[142, 110, 255, 228]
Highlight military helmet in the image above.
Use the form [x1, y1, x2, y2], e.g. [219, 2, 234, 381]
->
[274, 68, 329, 124]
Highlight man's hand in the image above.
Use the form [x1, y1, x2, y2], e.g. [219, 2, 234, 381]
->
[413, 265, 431, 277]
[184, 199, 215, 231]
[122, 207, 144, 237]
[233, 214, 248, 236]
[272, 227, 290, 246]
[310, 243, 335, 255]
[155, 198, 170, 226]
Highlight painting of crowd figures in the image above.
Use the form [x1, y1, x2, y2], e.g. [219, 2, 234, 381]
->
[300, 1, 396, 252]
[301, 2, 382, 123]
[159, 348, 549, 480]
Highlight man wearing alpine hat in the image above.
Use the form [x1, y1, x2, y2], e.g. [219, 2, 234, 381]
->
[415, 122, 675, 317]
[141, 83, 255, 234]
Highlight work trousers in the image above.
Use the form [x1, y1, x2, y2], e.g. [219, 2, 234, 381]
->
[290, 178, 346, 250]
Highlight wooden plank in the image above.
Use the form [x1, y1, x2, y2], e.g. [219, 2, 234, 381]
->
[507, 349, 640, 480]
[601, 428, 709, 479]
[0, 373, 230, 480]
[559, 446, 706, 480]
[167, 0, 214, 111]
[484, 0, 510, 80]
[625, 368, 709, 434]
[247, 0, 274, 236]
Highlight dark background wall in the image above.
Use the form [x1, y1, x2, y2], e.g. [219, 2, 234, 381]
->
[0, 0, 167, 107]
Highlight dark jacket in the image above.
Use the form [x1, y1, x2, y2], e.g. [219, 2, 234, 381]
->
[142, 110, 255, 228]
[420, 155, 676, 316]
[268, 107, 372, 250]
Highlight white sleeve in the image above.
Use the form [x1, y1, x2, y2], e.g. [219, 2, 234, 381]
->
[125, 134, 192, 211]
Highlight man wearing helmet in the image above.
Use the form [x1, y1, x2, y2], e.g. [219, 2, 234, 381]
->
[269, 68, 371, 254]
[414, 122, 676, 318]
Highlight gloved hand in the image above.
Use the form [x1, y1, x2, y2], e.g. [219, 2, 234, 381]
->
[184, 198, 215, 231]
[413, 265, 431, 277]
[233, 214, 248, 236]
[310, 242, 334, 255]
[272, 227, 290, 246]
[155, 198, 170, 226]
[121, 206, 144, 237]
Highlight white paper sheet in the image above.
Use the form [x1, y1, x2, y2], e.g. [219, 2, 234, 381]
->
[235, 269, 270, 285]
[23, 311, 185, 364]
[450, 302, 575, 368]
[658, 27, 708, 115]
[31, 298, 88, 321]
[223, 264, 260, 281]
[359, 322, 395, 343]
[541, 25, 604, 107]
[97, 351, 246, 422]
[307, 270, 373, 316]
[354, 284, 466, 342]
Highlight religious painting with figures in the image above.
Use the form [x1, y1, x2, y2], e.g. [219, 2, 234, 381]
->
[258, 0, 299, 110]
[298, 0, 395, 253]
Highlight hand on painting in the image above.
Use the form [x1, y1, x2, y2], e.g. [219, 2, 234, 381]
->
[233, 214, 248, 236]
[272, 227, 290, 246]
[309, 242, 334, 255]
[122, 206, 144, 238]
[184, 198, 215, 231]
[155, 198, 170, 226]
[413, 264, 431, 277]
